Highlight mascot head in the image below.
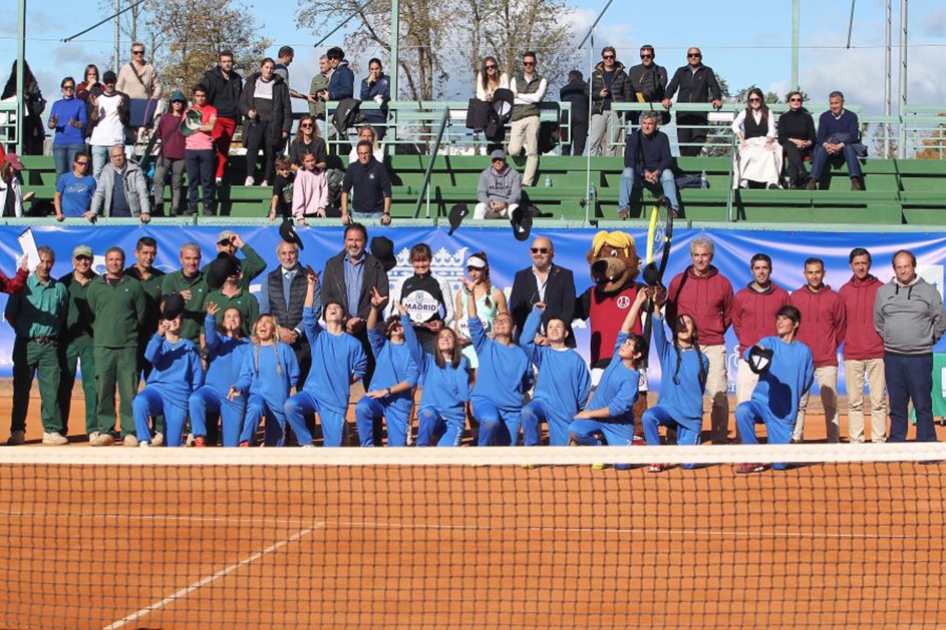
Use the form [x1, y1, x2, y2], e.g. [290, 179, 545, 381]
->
[586, 230, 641, 293]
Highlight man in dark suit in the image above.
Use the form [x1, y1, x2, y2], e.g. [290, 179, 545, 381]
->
[559, 70, 589, 156]
[509, 236, 578, 347]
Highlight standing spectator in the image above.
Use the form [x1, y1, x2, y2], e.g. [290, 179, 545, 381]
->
[341, 140, 392, 224]
[874, 250, 946, 443]
[588, 46, 630, 156]
[57, 245, 98, 441]
[1, 61, 46, 155]
[86, 247, 146, 446]
[317, 47, 355, 103]
[474, 149, 521, 220]
[617, 111, 679, 218]
[54, 152, 96, 222]
[124, 236, 165, 381]
[806, 91, 864, 191]
[202, 231, 267, 292]
[76, 64, 102, 105]
[116, 42, 163, 146]
[360, 58, 390, 140]
[508, 235, 576, 347]
[627, 45, 668, 128]
[183, 84, 218, 216]
[731, 253, 790, 407]
[89, 145, 151, 222]
[269, 157, 295, 221]
[5, 246, 68, 446]
[292, 152, 328, 224]
[389, 243, 456, 355]
[87, 71, 129, 178]
[475, 56, 510, 103]
[474, 56, 510, 154]
[162, 243, 208, 345]
[202, 50, 243, 185]
[508, 51, 547, 187]
[662, 47, 722, 157]
[790, 257, 846, 444]
[839, 247, 887, 444]
[347, 126, 384, 164]
[1, 153, 27, 218]
[239, 58, 292, 186]
[732, 87, 782, 189]
[274, 45, 314, 104]
[288, 115, 328, 171]
[665, 236, 734, 444]
[559, 70, 589, 156]
[48, 76, 87, 181]
[153, 91, 187, 216]
[777, 90, 817, 189]
[309, 55, 332, 139]
[205, 255, 260, 336]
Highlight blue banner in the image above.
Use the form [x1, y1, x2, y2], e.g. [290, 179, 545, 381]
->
[2, 225, 945, 395]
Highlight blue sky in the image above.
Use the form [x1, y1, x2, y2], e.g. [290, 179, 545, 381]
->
[2, 0, 944, 115]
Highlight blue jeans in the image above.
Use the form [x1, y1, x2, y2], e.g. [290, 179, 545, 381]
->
[618, 167, 679, 212]
[53, 143, 86, 181]
[809, 144, 861, 180]
[885, 352, 936, 442]
[352, 210, 383, 221]
[185, 149, 216, 213]
[90, 145, 111, 179]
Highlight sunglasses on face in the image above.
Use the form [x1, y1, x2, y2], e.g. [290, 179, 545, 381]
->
[300, 123, 313, 128]
[749, 97, 761, 103]
[76, 161, 89, 166]
[523, 61, 535, 66]
[640, 54, 653, 59]
[687, 53, 702, 58]
[133, 50, 145, 55]
[63, 85, 75, 90]
[485, 65, 497, 69]
[603, 55, 615, 60]
[531, 248, 550, 254]
[790, 97, 802, 102]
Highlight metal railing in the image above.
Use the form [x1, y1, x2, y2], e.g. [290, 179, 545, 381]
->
[0, 100, 19, 147]
[413, 107, 450, 219]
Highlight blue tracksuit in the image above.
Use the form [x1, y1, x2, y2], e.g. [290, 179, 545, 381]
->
[736, 336, 814, 469]
[469, 316, 532, 446]
[519, 307, 591, 446]
[235, 342, 300, 446]
[642, 315, 709, 451]
[284, 307, 367, 446]
[354, 319, 420, 446]
[189, 314, 250, 447]
[134, 335, 203, 446]
[568, 332, 639, 447]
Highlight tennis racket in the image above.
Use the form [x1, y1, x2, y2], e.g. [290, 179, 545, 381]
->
[641, 196, 674, 367]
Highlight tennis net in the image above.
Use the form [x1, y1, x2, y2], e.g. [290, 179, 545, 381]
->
[1, 444, 944, 629]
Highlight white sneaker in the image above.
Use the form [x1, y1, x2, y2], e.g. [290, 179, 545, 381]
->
[123, 434, 139, 447]
[6, 430, 25, 445]
[42, 432, 68, 446]
[90, 432, 115, 446]
[244, 176, 255, 186]
[215, 177, 223, 185]
[139, 441, 151, 448]
[260, 180, 269, 187]
[152, 432, 164, 446]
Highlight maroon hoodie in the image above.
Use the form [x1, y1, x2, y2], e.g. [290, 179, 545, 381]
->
[838, 274, 884, 360]
[732, 281, 791, 351]
[789, 284, 847, 368]
[666, 265, 734, 346]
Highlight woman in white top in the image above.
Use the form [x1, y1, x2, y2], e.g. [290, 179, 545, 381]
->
[347, 125, 385, 164]
[475, 57, 509, 103]
[731, 87, 782, 189]
[454, 252, 508, 370]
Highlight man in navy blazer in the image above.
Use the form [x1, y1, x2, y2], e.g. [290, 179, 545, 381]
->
[509, 236, 578, 347]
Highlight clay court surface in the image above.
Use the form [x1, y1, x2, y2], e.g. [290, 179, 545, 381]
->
[2, 383, 946, 628]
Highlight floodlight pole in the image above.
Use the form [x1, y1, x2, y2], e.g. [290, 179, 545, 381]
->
[846, 0, 857, 49]
[885, 0, 892, 157]
[16, 0, 26, 155]
[114, 0, 120, 73]
[790, 0, 800, 90]
[389, 0, 399, 144]
[898, 0, 908, 158]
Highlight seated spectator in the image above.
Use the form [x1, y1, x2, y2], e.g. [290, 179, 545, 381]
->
[806, 90, 864, 191]
[348, 125, 384, 164]
[732, 88, 782, 189]
[153, 91, 187, 216]
[87, 71, 129, 179]
[0, 153, 26, 218]
[618, 111, 678, 218]
[269, 157, 294, 222]
[54, 152, 96, 222]
[777, 91, 817, 189]
[48, 76, 87, 181]
[183, 83, 217, 217]
[288, 115, 327, 171]
[341, 139, 392, 225]
[90, 145, 151, 222]
[360, 58, 390, 140]
[474, 150, 521, 220]
[292, 152, 328, 225]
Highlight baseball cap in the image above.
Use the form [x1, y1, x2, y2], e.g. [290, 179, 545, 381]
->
[103, 71, 118, 84]
[4, 153, 24, 171]
[217, 230, 237, 243]
[73, 244, 93, 258]
[490, 149, 506, 161]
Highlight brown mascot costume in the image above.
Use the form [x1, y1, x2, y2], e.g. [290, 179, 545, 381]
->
[574, 230, 649, 441]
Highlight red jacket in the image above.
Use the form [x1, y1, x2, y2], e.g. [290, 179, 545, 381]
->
[666, 265, 734, 346]
[838, 274, 884, 360]
[732, 281, 791, 351]
[790, 284, 847, 368]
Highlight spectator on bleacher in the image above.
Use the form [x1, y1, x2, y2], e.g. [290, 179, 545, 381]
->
[476, 56, 510, 103]
[627, 45, 668, 128]
[202, 231, 267, 292]
[90, 145, 151, 222]
[56, 245, 98, 443]
[617, 111, 679, 218]
[666, 237, 734, 444]
[839, 248, 887, 444]
[874, 250, 946, 443]
[76, 64, 102, 104]
[732, 253, 790, 407]
[1, 152, 26, 218]
[559, 70, 589, 156]
[269, 157, 295, 221]
[360, 58, 390, 140]
[777, 91, 816, 189]
[589, 46, 629, 157]
[309, 55, 331, 138]
[1, 61, 46, 155]
[48, 77, 87, 181]
[274, 45, 316, 105]
[54, 152, 96, 222]
[125, 236, 165, 383]
[731, 88, 782, 189]
[662, 47, 722, 157]
[474, 149, 521, 220]
[88, 71, 129, 179]
[341, 140, 392, 225]
[806, 91, 864, 191]
[347, 126, 384, 164]
[184, 84, 217, 217]
[239, 58, 292, 187]
[509, 235, 577, 347]
[205, 255, 260, 337]
[86, 246, 146, 446]
[153, 91, 187, 216]
[789, 258, 845, 444]
[292, 152, 328, 224]
[5, 245, 68, 446]
[116, 43, 163, 147]
[389, 243, 457, 355]
[203, 50, 243, 185]
[289, 115, 328, 171]
[317, 47, 355, 103]
[509, 51, 547, 187]
[162, 243, 207, 345]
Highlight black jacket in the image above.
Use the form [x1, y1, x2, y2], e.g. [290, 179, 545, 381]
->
[559, 79, 589, 117]
[589, 61, 631, 111]
[508, 264, 577, 346]
[202, 66, 243, 122]
[627, 63, 668, 103]
[321, 250, 390, 321]
[665, 64, 722, 104]
[238, 72, 292, 147]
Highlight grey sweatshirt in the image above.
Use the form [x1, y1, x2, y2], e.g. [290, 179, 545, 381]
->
[477, 164, 522, 205]
[873, 276, 946, 355]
